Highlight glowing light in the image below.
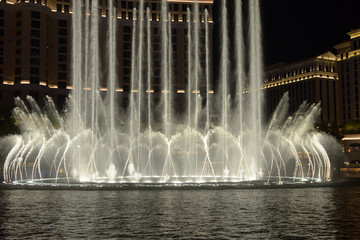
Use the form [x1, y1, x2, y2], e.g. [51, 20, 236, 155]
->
[20, 80, 30, 84]
[342, 135, 360, 141]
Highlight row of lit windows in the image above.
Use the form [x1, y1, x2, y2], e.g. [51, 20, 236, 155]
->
[266, 64, 335, 82]
[94, 0, 211, 13]
[15, 0, 48, 4]
[339, 50, 360, 61]
[114, 10, 209, 22]
[79, 3, 211, 22]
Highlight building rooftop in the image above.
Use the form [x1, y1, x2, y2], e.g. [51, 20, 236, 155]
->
[347, 28, 360, 39]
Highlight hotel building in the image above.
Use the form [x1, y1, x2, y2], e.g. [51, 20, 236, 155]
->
[334, 29, 360, 125]
[334, 29, 360, 177]
[263, 51, 340, 126]
[0, 0, 213, 109]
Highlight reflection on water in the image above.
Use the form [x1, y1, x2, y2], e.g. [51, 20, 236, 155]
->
[0, 187, 360, 239]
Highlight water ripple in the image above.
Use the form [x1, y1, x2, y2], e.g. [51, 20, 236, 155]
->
[0, 187, 360, 239]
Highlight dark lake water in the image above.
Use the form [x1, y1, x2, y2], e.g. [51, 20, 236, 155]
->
[0, 186, 360, 239]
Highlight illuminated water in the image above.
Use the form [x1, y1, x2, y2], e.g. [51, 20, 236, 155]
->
[1, 0, 341, 185]
[0, 186, 359, 239]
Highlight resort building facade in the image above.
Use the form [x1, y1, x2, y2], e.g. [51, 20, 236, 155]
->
[1, 0, 360, 133]
[263, 51, 340, 126]
[334, 29, 360, 125]
[0, 0, 213, 109]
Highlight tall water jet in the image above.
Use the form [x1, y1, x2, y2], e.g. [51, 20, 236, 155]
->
[194, 0, 200, 128]
[167, 12, 173, 134]
[83, 0, 90, 127]
[205, 9, 210, 133]
[146, 7, 152, 131]
[220, 0, 229, 178]
[137, 0, 145, 176]
[249, 0, 263, 178]
[186, 8, 192, 176]
[235, 0, 245, 177]
[70, 0, 82, 177]
[160, 0, 172, 179]
[186, 8, 192, 131]
[89, 0, 100, 178]
[160, 0, 168, 134]
[193, 0, 201, 178]
[235, 0, 244, 137]
[107, 0, 117, 169]
[146, 7, 153, 174]
[128, 8, 138, 179]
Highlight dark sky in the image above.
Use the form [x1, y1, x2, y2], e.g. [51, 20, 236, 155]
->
[261, 0, 360, 66]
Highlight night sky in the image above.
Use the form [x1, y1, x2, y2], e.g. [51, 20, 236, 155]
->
[261, 0, 360, 66]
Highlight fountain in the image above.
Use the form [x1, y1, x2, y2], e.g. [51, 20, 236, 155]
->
[1, 0, 339, 187]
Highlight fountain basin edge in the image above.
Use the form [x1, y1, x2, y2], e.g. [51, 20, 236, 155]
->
[1, 178, 358, 191]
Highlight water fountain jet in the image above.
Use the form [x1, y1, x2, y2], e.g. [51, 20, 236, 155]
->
[1, 0, 340, 187]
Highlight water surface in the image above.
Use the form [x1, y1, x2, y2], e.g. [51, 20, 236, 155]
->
[0, 187, 359, 239]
